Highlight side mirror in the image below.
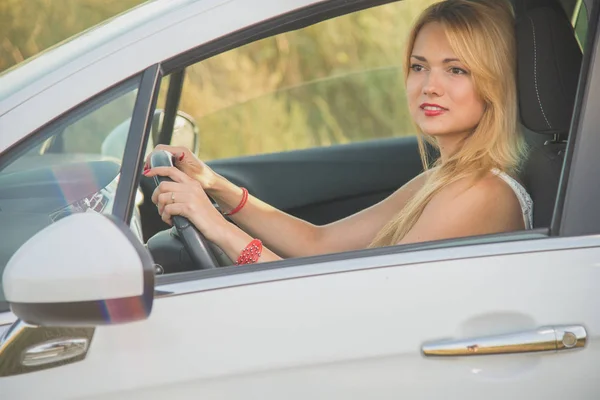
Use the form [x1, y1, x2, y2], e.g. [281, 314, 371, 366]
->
[2, 213, 155, 327]
[170, 111, 200, 154]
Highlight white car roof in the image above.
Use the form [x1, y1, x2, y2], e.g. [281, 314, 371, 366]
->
[0, 0, 199, 113]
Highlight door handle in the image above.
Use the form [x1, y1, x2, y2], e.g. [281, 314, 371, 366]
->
[422, 325, 586, 357]
[0, 319, 95, 377]
[21, 337, 89, 367]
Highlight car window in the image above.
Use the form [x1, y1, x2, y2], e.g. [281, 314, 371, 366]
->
[0, 76, 142, 308]
[171, 0, 441, 161]
[572, 0, 589, 50]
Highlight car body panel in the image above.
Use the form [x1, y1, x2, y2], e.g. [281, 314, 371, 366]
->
[3, 236, 600, 398]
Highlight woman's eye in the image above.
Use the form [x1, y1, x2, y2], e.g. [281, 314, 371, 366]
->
[411, 64, 424, 72]
[450, 67, 468, 75]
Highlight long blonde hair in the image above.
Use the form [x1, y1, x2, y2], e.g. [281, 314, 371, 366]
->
[369, 0, 527, 248]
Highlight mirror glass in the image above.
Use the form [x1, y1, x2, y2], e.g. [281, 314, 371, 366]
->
[171, 112, 198, 152]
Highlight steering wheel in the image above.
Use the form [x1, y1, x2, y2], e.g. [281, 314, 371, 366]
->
[149, 150, 219, 270]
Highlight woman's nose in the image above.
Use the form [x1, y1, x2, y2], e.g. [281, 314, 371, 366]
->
[422, 71, 444, 96]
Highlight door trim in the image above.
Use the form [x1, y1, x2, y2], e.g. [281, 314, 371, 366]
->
[156, 234, 600, 298]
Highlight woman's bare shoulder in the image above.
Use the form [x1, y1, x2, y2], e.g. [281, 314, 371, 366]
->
[398, 170, 524, 245]
[442, 170, 519, 203]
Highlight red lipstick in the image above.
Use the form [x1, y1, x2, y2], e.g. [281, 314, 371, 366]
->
[420, 103, 448, 117]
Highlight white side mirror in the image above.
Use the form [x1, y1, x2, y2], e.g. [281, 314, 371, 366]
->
[2, 213, 155, 326]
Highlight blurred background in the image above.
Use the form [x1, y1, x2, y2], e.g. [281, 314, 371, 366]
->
[0, 0, 145, 72]
[0, 0, 439, 160]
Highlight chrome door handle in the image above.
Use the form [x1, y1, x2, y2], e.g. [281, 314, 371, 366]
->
[22, 338, 89, 367]
[422, 325, 586, 357]
[0, 319, 94, 377]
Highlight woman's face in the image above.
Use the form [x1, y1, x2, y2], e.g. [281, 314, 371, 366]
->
[406, 22, 485, 140]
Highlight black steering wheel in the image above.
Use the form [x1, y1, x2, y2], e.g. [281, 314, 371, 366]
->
[149, 150, 219, 270]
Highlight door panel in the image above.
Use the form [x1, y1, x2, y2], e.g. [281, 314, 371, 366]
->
[4, 240, 599, 399]
[209, 136, 422, 225]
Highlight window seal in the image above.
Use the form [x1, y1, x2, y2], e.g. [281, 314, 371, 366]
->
[161, 0, 400, 74]
[112, 64, 162, 224]
[156, 228, 550, 286]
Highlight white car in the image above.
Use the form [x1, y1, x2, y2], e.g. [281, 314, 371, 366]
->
[0, 0, 599, 398]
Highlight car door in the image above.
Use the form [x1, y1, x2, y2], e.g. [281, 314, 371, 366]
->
[3, 0, 600, 399]
[4, 234, 600, 396]
[6, 50, 600, 400]
[42, 238, 600, 399]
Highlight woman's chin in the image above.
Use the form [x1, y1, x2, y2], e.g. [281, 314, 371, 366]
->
[420, 128, 453, 137]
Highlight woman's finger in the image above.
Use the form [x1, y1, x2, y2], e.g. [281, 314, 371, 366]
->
[155, 191, 171, 213]
[144, 145, 172, 169]
[160, 206, 173, 225]
[156, 190, 187, 212]
[145, 146, 187, 168]
[151, 180, 190, 204]
[144, 166, 190, 183]
[161, 203, 192, 226]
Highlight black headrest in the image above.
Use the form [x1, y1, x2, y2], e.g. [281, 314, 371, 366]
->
[516, 1, 582, 136]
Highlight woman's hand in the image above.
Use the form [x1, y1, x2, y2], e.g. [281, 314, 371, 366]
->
[144, 144, 218, 190]
[143, 150, 284, 265]
[143, 165, 227, 242]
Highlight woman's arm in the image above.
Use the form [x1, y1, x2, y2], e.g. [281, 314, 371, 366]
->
[207, 169, 431, 258]
[145, 145, 431, 259]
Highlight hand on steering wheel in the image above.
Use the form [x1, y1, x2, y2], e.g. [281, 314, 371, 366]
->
[144, 144, 218, 191]
[144, 151, 228, 269]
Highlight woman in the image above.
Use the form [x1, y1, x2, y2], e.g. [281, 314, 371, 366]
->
[143, 0, 532, 265]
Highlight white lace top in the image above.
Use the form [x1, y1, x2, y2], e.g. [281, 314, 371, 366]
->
[491, 168, 534, 229]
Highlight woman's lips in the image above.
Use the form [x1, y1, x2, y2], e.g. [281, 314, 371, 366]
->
[424, 109, 445, 117]
[420, 104, 447, 117]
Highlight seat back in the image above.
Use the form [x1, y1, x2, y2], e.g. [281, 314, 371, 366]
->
[516, 0, 583, 227]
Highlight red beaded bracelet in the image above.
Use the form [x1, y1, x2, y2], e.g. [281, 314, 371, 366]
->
[223, 187, 248, 216]
[235, 239, 263, 265]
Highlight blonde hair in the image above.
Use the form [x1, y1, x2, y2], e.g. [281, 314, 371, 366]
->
[370, 0, 527, 248]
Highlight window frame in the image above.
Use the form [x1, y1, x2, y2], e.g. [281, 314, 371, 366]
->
[161, 0, 403, 74]
[113, 64, 162, 223]
[553, 0, 600, 236]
